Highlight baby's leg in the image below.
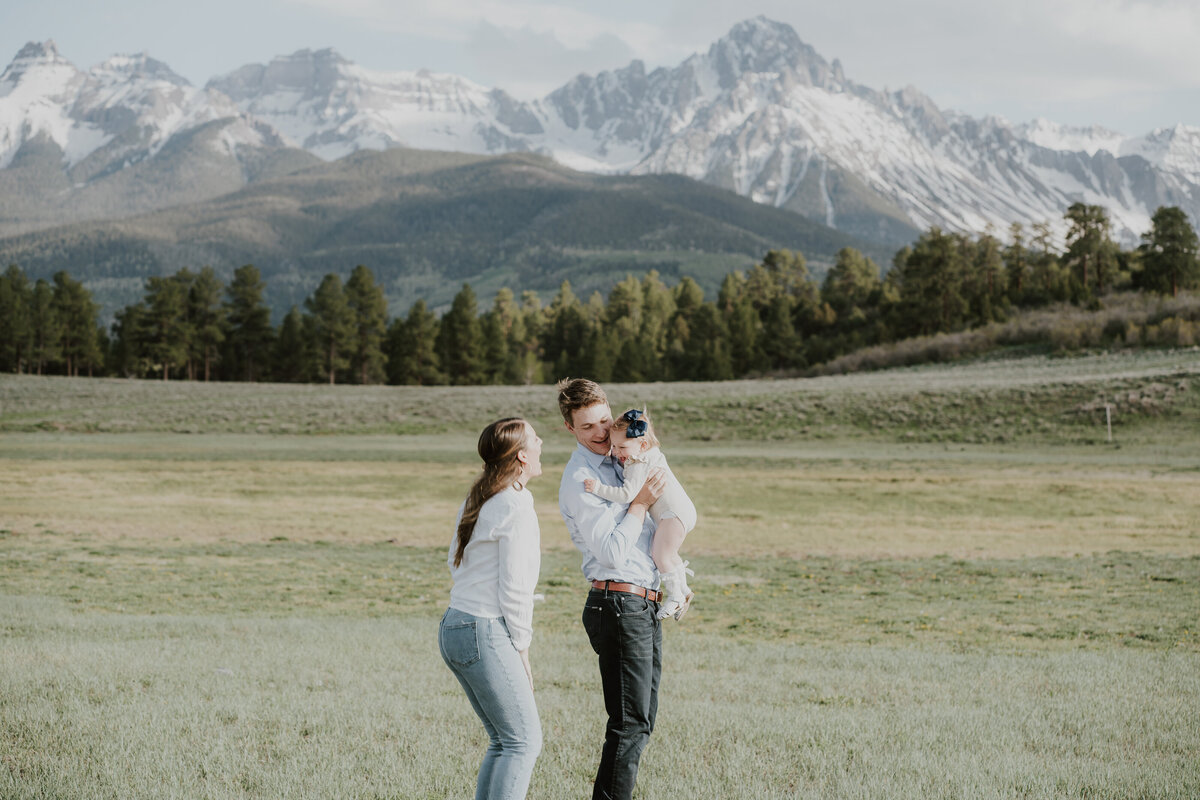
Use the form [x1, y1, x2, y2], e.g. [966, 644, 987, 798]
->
[652, 517, 686, 574]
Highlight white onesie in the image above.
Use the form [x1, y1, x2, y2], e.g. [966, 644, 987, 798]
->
[591, 446, 697, 533]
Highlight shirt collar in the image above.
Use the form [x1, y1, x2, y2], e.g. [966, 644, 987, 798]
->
[574, 441, 613, 469]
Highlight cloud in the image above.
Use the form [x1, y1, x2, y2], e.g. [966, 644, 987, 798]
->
[272, 0, 1200, 129]
[465, 22, 636, 98]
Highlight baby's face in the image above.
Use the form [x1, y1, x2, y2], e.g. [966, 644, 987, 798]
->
[611, 435, 645, 464]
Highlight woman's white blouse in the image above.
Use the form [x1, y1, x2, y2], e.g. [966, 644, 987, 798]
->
[448, 486, 541, 651]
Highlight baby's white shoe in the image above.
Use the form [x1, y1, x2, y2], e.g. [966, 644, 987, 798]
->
[657, 562, 695, 621]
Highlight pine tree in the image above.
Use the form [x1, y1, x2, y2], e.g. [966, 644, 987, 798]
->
[1004, 222, 1029, 301]
[1139, 206, 1200, 297]
[29, 280, 61, 376]
[897, 228, 968, 336]
[544, 281, 588, 381]
[50, 271, 100, 377]
[437, 284, 483, 385]
[637, 271, 675, 380]
[188, 267, 225, 382]
[344, 265, 388, 384]
[605, 275, 646, 382]
[822, 247, 880, 320]
[305, 273, 355, 385]
[0, 265, 32, 373]
[110, 303, 144, 378]
[142, 273, 190, 380]
[718, 271, 763, 375]
[223, 265, 274, 382]
[1064, 203, 1118, 297]
[386, 299, 443, 385]
[761, 293, 799, 370]
[270, 307, 309, 383]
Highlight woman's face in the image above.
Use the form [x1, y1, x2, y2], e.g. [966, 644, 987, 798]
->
[520, 423, 543, 479]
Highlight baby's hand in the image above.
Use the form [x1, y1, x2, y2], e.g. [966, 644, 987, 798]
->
[583, 478, 598, 493]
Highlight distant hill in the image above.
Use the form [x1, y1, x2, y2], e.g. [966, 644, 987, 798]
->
[0, 147, 883, 319]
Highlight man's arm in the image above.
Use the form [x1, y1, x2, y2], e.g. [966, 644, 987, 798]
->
[564, 466, 665, 570]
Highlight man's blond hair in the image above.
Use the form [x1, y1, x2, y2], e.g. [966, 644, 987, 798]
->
[555, 377, 608, 426]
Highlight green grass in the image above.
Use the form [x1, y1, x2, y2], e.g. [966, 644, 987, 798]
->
[3, 348, 1199, 446]
[3, 354, 1200, 797]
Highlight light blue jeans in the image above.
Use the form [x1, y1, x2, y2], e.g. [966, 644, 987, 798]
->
[439, 607, 542, 800]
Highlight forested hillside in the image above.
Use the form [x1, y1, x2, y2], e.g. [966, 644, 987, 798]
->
[2, 203, 1196, 385]
[0, 149, 878, 320]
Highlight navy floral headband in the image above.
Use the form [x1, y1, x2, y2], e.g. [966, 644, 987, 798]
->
[622, 408, 648, 438]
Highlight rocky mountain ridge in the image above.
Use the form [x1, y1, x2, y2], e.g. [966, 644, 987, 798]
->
[2, 19, 1198, 246]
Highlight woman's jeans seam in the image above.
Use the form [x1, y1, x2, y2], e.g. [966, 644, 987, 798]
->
[440, 608, 541, 800]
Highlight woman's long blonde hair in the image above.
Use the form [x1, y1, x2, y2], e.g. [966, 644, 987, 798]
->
[454, 417, 529, 567]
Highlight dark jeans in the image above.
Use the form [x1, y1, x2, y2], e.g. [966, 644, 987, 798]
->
[582, 588, 663, 800]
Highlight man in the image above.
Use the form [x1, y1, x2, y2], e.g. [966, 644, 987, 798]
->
[557, 378, 666, 800]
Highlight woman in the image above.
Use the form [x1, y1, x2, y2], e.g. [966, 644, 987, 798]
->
[439, 417, 544, 800]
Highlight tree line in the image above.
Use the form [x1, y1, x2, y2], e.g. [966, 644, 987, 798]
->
[2, 203, 1197, 384]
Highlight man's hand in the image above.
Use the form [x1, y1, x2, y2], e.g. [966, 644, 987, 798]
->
[631, 468, 666, 509]
[583, 478, 598, 493]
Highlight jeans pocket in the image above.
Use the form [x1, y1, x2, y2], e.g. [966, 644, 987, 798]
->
[440, 620, 480, 668]
[582, 603, 604, 653]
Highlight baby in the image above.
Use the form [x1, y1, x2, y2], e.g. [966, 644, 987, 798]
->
[583, 408, 697, 620]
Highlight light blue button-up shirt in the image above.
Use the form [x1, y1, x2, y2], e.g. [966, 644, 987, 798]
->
[559, 442, 659, 588]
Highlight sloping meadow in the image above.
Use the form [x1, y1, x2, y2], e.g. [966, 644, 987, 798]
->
[2, 350, 1199, 798]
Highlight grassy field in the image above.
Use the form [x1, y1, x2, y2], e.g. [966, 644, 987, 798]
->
[2, 351, 1200, 798]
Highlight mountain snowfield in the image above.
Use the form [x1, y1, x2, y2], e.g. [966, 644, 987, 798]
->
[2, 18, 1197, 247]
[0, 41, 278, 171]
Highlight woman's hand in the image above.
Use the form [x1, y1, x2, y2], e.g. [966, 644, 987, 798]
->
[519, 648, 534, 692]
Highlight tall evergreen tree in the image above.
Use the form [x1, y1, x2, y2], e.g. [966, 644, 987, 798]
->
[386, 299, 443, 385]
[51, 271, 100, 377]
[1029, 222, 1068, 302]
[344, 265, 388, 384]
[272, 306, 314, 383]
[544, 281, 589, 381]
[1139, 206, 1200, 297]
[28, 279, 61, 376]
[897, 228, 968, 336]
[684, 303, 733, 381]
[822, 247, 880, 320]
[718, 271, 764, 375]
[637, 271, 675, 380]
[1064, 203, 1119, 296]
[223, 265, 274, 382]
[0, 265, 32, 373]
[437, 284, 483, 385]
[188, 266, 225, 381]
[305, 273, 355, 385]
[142, 273, 190, 380]
[1004, 222, 1029, 301]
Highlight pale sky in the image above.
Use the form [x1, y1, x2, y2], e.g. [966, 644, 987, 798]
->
[4, 0, 1199, 135]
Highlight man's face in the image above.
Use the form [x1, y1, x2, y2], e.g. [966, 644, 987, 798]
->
[567, 403, 614, 456]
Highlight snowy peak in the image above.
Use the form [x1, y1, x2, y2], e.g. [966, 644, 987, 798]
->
[1, 39, 83, 97]
[208, 47, 536, 159]
[0, 39, 283, 176]
[1122, 123, 1200, 184]
[207, 48, 351, 102]
[1015, 118, 1126, 156]
[2, 19, 1199, 249]
[94, 52, 190, 87]
[713, 16, 839, 91]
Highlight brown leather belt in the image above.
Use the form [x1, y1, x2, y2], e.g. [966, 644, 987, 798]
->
[591, 580, 663, 603]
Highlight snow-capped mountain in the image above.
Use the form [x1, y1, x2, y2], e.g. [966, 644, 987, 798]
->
[0, 41, 282, 171]
[3, 20, 1199, 248]
[0, 40, 307, 236]
[206, 48, 541, 161]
